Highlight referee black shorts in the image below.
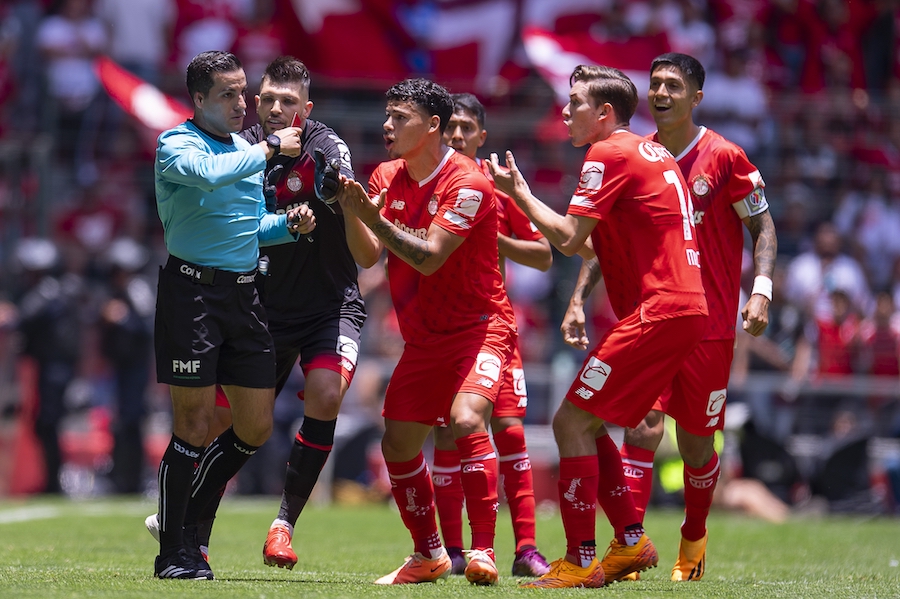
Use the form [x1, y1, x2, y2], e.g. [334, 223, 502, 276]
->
[154, 256, 276, 388]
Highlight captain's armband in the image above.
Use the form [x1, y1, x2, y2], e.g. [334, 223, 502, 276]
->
[732, 186, 769, 219]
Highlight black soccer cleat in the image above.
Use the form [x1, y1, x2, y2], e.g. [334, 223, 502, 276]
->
[154, 548, 214, 580]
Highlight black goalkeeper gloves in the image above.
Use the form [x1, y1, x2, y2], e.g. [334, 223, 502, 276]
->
[314, 147, 341, 204]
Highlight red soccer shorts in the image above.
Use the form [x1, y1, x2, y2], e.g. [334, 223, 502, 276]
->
[383, 319, 516, 425]
[564, 311, 706, 428]
[651, 339, 734, 436]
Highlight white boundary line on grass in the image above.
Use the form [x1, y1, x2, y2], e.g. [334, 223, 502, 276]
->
[0, 500, 155, 524]
[0, 506, 60, 524]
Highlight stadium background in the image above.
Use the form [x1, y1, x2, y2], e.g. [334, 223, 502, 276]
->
[0, 0, 898, 516]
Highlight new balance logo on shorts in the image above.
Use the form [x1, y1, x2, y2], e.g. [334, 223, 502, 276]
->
[476, 378, 495, 389]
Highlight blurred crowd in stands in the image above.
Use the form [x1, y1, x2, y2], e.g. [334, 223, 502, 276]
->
[0, 0, 899, 511]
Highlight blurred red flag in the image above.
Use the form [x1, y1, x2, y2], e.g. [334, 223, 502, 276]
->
[522, 26, 668, 136]
[95, 56, 192, 138]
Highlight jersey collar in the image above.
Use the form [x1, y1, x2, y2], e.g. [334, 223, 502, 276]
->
[417, 148, 454, 187]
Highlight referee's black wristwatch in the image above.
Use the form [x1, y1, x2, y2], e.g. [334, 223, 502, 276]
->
[265, 134, 281, 157]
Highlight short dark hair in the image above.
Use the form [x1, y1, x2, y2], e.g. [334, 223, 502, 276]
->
[651, 52, 706, 90]
[186, 51, 243, 98]
[386, 78, 454, 134]
[450, 93, 486, 129]
[261, 56, 311, 93]
[569, 65, 638, 124]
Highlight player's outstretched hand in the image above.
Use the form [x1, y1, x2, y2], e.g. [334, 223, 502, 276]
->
[274, 127, 303, 158]
[488, 150, 532, 202]
[314, 147, 341, 204]
[336, 176, 385, 227]
[741, 294, 770, 337]
[561, 301, 590, 350]
[286, 203, 316, 235]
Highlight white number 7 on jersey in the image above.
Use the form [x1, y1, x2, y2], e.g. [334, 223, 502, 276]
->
[664, 169, 695, 241]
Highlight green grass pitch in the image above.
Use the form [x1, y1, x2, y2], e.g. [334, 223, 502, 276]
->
[0, 497, 898, 598]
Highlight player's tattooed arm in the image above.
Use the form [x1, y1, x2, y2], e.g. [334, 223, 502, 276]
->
[369, 220, 431, 266]
[746, 210, 777, 278]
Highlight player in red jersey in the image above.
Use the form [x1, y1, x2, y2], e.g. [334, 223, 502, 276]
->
[337, 79, 517, 586]
[488, 64, 708, 588]
[562, 53, 777, 582]
[432, 92, 552, 578]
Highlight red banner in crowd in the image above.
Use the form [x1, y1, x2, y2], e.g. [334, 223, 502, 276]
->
[522, 26, 669, 135]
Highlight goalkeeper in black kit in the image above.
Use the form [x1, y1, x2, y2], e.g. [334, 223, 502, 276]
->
[146, 56, 377, 569]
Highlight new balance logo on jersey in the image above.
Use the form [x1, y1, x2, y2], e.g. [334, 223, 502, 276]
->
[706, 416, 720, 428]
[574, 387, 594, 400]
[390, 199, 406, 210]
[172, 360, 200, 374]
[692, 210, 704, 225]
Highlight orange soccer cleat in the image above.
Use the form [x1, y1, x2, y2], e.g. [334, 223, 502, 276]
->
[464, 548, 499, 586]
[519, 557, 606, 588]
[671, 533, 707, 581]
[599, 533, 658, 583]
[263, 524, 298, 570]
[374, 549, 452, 584]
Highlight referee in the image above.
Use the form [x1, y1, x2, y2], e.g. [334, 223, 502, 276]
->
[151, 50, 314, 580]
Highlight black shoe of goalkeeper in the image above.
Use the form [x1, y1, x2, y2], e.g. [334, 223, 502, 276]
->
[155, 548, 214, 580]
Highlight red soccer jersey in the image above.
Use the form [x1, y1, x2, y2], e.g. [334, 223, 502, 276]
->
[652, 126, 767, 340]
[369, 150, 516, 341]
[566, 130, 707, 322]
[477, 158, 543, 241]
